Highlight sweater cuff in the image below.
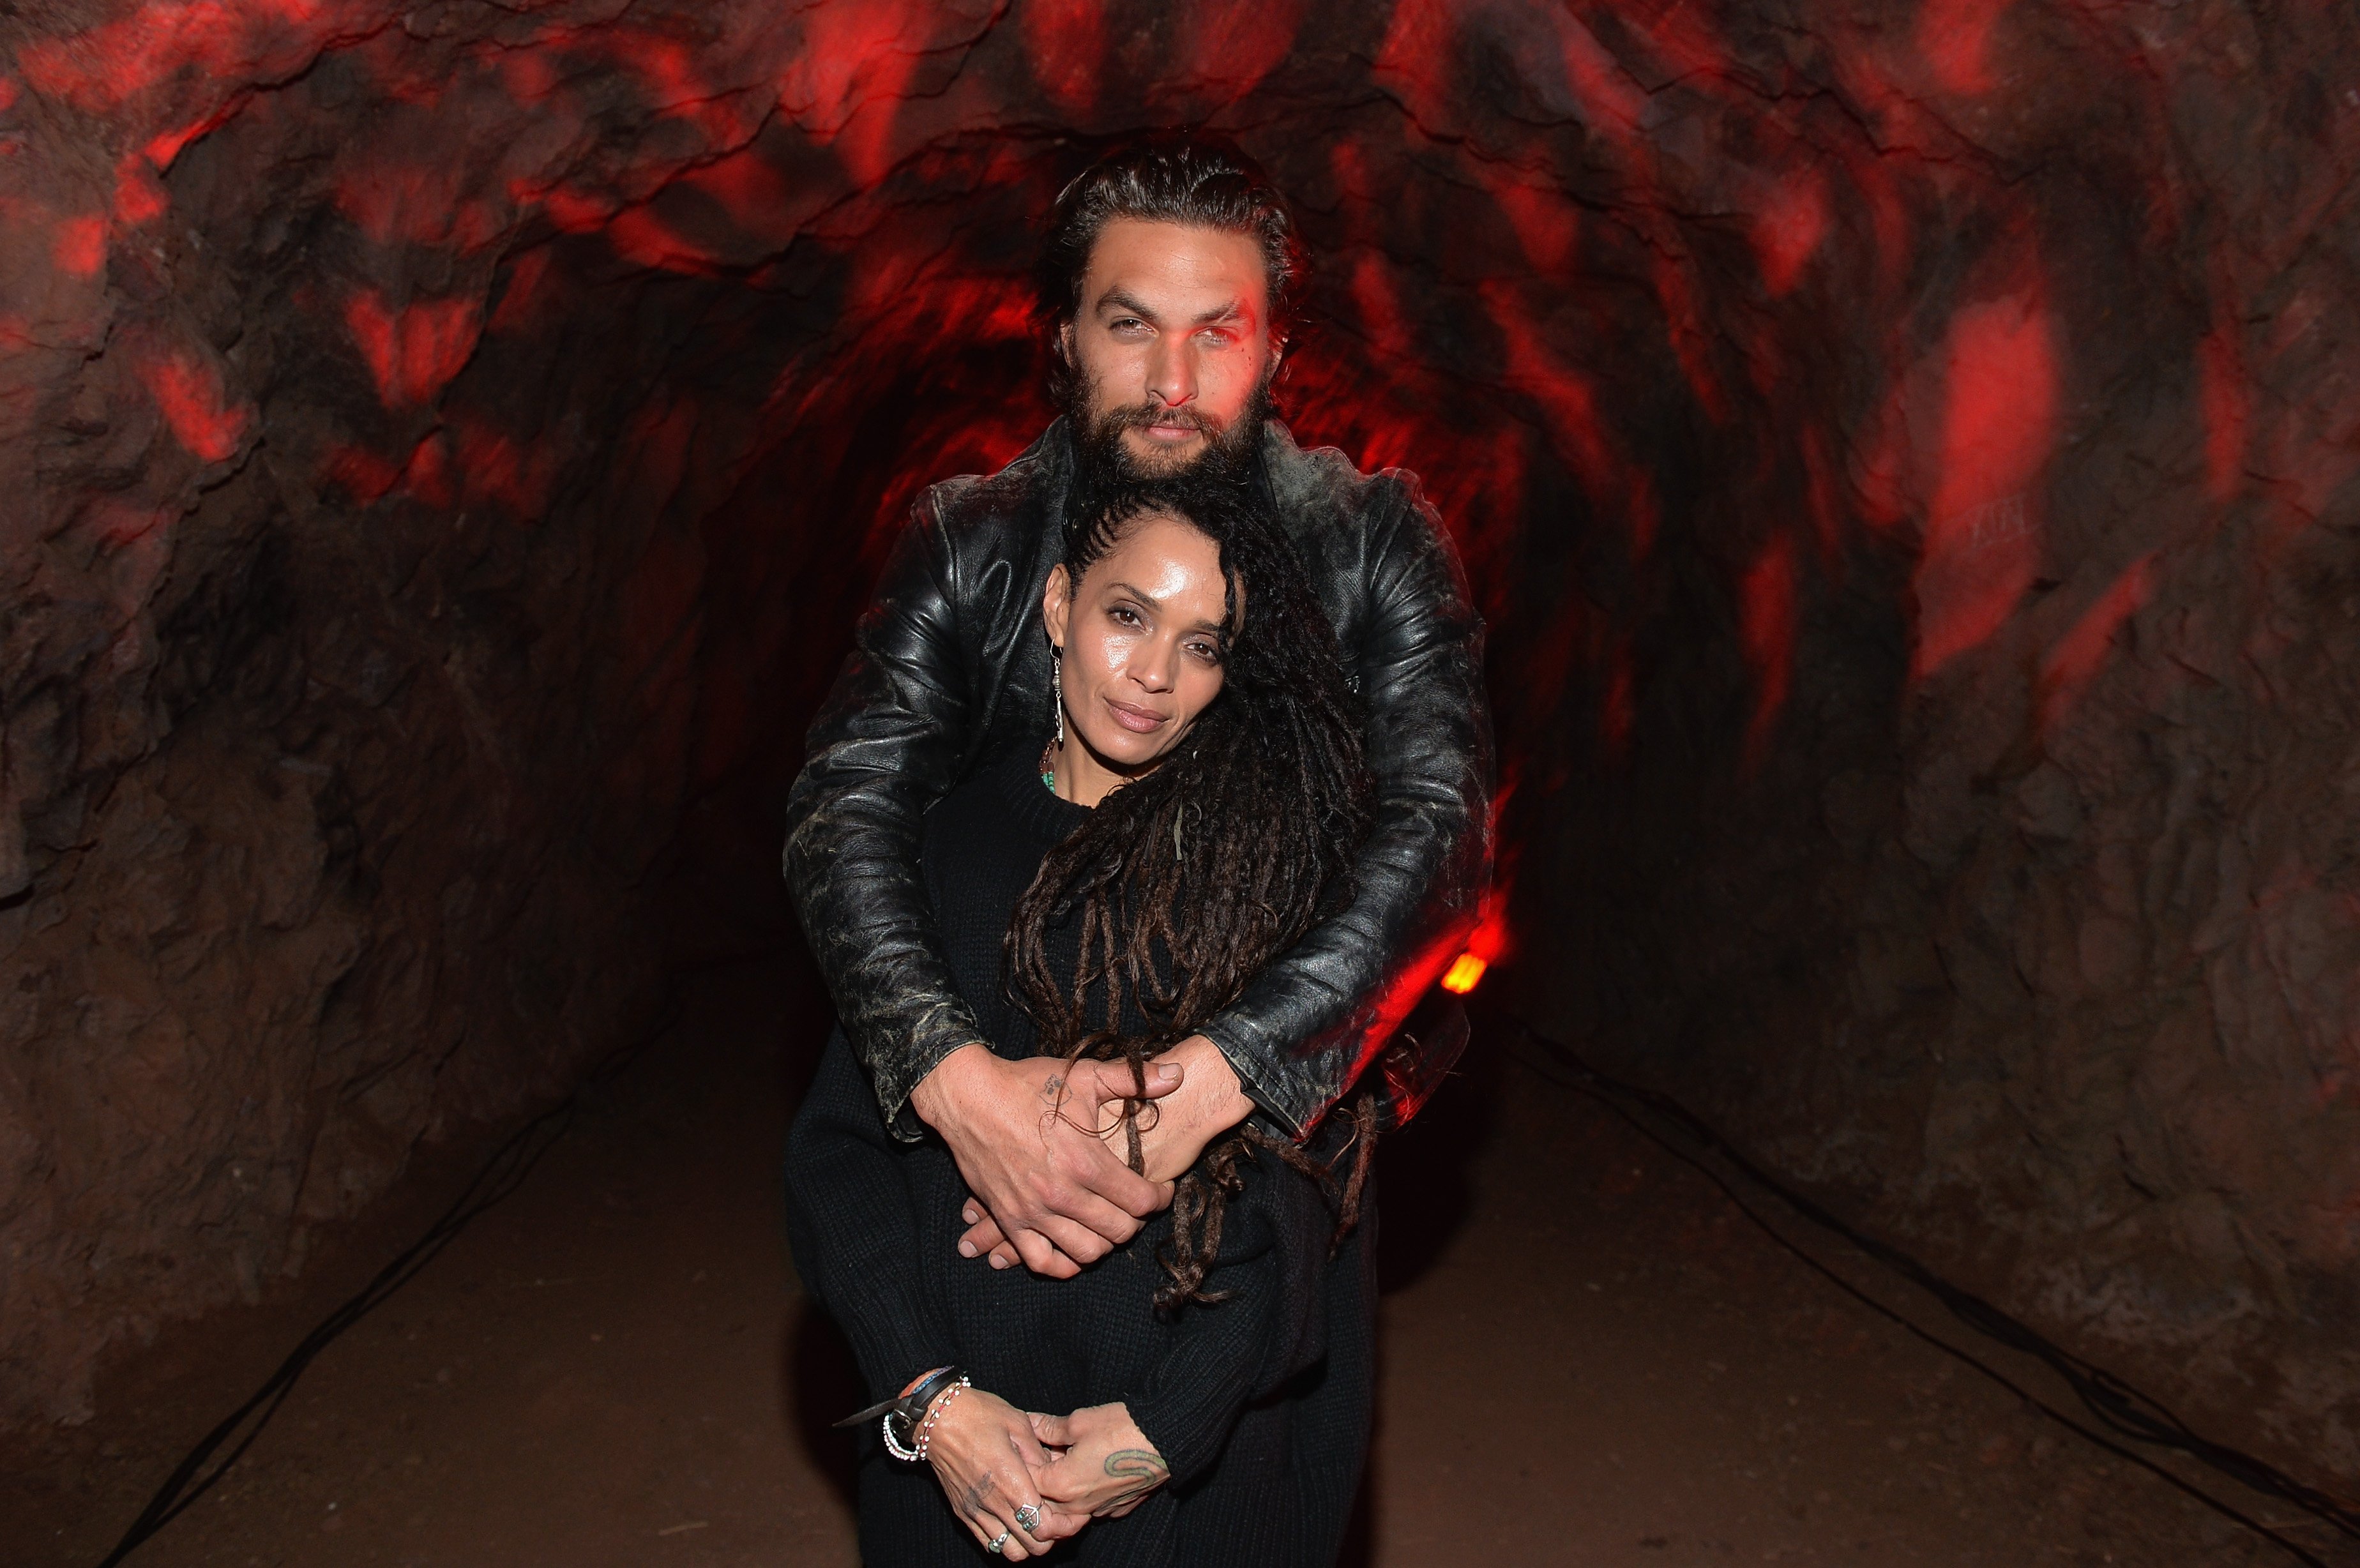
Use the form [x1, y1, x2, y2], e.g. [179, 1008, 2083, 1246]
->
[1123, 1394, 1237, 1490]
[1120, 1330, 1263, 1486]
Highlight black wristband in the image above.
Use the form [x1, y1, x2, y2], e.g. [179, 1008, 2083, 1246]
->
[832, 1363, 967, 1440]
[889, 1365, 965, 1446]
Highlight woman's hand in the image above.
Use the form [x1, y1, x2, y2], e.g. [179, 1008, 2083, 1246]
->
[1029, 1402, 1171, 1519]
[923, 1385, 1078, 1558]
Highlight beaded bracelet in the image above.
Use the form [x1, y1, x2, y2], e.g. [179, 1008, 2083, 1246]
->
[912, 1378, 969, 1462]
[881, 1409, 925, 1461]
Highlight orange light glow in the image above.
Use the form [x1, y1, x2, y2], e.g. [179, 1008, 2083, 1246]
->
[1440, 953, 1487, 995]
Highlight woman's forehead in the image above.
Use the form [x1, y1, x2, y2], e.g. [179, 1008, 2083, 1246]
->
[1089, 511, 1216, 575]
[1084, 514, 1233, 623]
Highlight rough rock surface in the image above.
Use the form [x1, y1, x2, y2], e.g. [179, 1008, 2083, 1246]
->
[1, 0, 2354, 1495]
[1486, 0, 2360, 1490]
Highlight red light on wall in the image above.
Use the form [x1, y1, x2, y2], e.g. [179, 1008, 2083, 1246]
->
[1440, 953, 1487, 994]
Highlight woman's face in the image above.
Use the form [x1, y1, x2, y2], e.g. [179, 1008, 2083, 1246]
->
[1043, 511, 1230, 773]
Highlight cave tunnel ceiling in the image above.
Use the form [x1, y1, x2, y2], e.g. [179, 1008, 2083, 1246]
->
[3, 0, 2357, 1493]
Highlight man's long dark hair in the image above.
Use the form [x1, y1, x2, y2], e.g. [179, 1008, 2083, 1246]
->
[1005, 477, 1375, 1310]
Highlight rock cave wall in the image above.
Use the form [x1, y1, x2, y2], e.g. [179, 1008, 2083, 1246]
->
[2, 0, 2354, 1489]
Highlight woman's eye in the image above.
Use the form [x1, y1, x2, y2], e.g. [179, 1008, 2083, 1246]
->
[1109, 605, 1142, 627]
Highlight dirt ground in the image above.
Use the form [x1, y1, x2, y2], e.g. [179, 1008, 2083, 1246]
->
[4, 956, 2338, 1567]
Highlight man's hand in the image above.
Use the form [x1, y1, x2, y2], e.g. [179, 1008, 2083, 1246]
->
[1131, 1035, 1255, 1180]
[958, 1036, 1254, 1267]
[911, 1044, 1180, 1278]
[1029, 1402, 1170, 1519]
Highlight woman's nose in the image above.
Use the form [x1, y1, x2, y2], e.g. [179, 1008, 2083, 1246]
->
[1131, 637, 1179, 693]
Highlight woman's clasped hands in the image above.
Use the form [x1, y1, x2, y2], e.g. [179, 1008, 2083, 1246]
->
[1029, 1403, 1172, 1519]
[922, 1385, 1170, 1558]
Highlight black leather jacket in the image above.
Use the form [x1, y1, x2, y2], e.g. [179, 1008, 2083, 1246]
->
[782, 418, 1492, 1143]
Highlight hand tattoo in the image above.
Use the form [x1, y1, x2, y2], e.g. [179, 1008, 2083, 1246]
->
[1102, 1447, 1169, 1505]
[1038, 1073, 1068, 1140]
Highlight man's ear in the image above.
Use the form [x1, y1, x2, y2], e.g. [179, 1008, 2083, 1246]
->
[1055, 319, 1075, 368]
[1043, 564, 1071, 649]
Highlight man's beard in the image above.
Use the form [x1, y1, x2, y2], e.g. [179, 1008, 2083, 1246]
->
[1066, 372, 1273, 516]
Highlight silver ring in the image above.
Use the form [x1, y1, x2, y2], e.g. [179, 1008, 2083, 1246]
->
[987, 1528, 1011, 1554]
[1013, 1504, 1042, 1532]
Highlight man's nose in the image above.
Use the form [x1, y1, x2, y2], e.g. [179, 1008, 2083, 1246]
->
[1144, 336, 1197, 410]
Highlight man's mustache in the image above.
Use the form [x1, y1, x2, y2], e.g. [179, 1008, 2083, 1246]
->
[1101, 402, 1224, 437]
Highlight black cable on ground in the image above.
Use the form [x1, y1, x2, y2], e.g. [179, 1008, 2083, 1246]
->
[95, 987, 690, 1568]
[1481, 1004, 2359, 1568]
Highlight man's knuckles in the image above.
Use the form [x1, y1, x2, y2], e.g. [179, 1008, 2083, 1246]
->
[1022, 1175, 1071, 1213]
[1047, 1140, 1115, 1180]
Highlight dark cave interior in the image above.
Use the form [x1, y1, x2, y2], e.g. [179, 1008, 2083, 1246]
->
[3, 0, 2358, 1535]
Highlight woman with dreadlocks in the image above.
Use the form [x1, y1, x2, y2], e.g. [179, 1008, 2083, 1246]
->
[783, 472, 1381, 1565]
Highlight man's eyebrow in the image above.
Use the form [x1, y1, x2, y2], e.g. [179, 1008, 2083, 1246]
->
[1095, 289, 1162, 322]
[1191, 300, 1247, 328]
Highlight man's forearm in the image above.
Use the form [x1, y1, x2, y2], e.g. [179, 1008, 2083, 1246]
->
[1196, 477, 1493, 1138]
[780, 490, 991, 1140]
[783, 788, 988, 1137]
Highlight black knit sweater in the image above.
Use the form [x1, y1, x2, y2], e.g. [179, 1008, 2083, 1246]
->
[783, 741, 1373, 1564]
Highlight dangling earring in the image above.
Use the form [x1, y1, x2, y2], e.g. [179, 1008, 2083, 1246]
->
[1051, 645, 1066, 747]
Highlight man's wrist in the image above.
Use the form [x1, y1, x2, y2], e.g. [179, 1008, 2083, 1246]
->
[1189, 1020, 1303, 1139]
[908, 1041, 991, 1130]
[1174, 1036, 1253, 1131]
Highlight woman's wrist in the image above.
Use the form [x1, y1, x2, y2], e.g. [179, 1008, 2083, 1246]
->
[879, 1366, 968, 1460]
[914, 1380, 967, 1461]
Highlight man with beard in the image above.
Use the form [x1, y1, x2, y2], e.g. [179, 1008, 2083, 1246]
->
[783, 133, 1491, 1287]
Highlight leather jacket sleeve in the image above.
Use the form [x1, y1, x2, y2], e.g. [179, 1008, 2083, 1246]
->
[780, 488, 989, 1141]
[1194, 474, 1493, 1140]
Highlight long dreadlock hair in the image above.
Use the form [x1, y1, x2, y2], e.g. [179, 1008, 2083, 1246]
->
[1005, 474, 1378, 1311]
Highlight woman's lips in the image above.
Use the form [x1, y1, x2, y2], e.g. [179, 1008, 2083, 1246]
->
[1104, 698, 1167, 734]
